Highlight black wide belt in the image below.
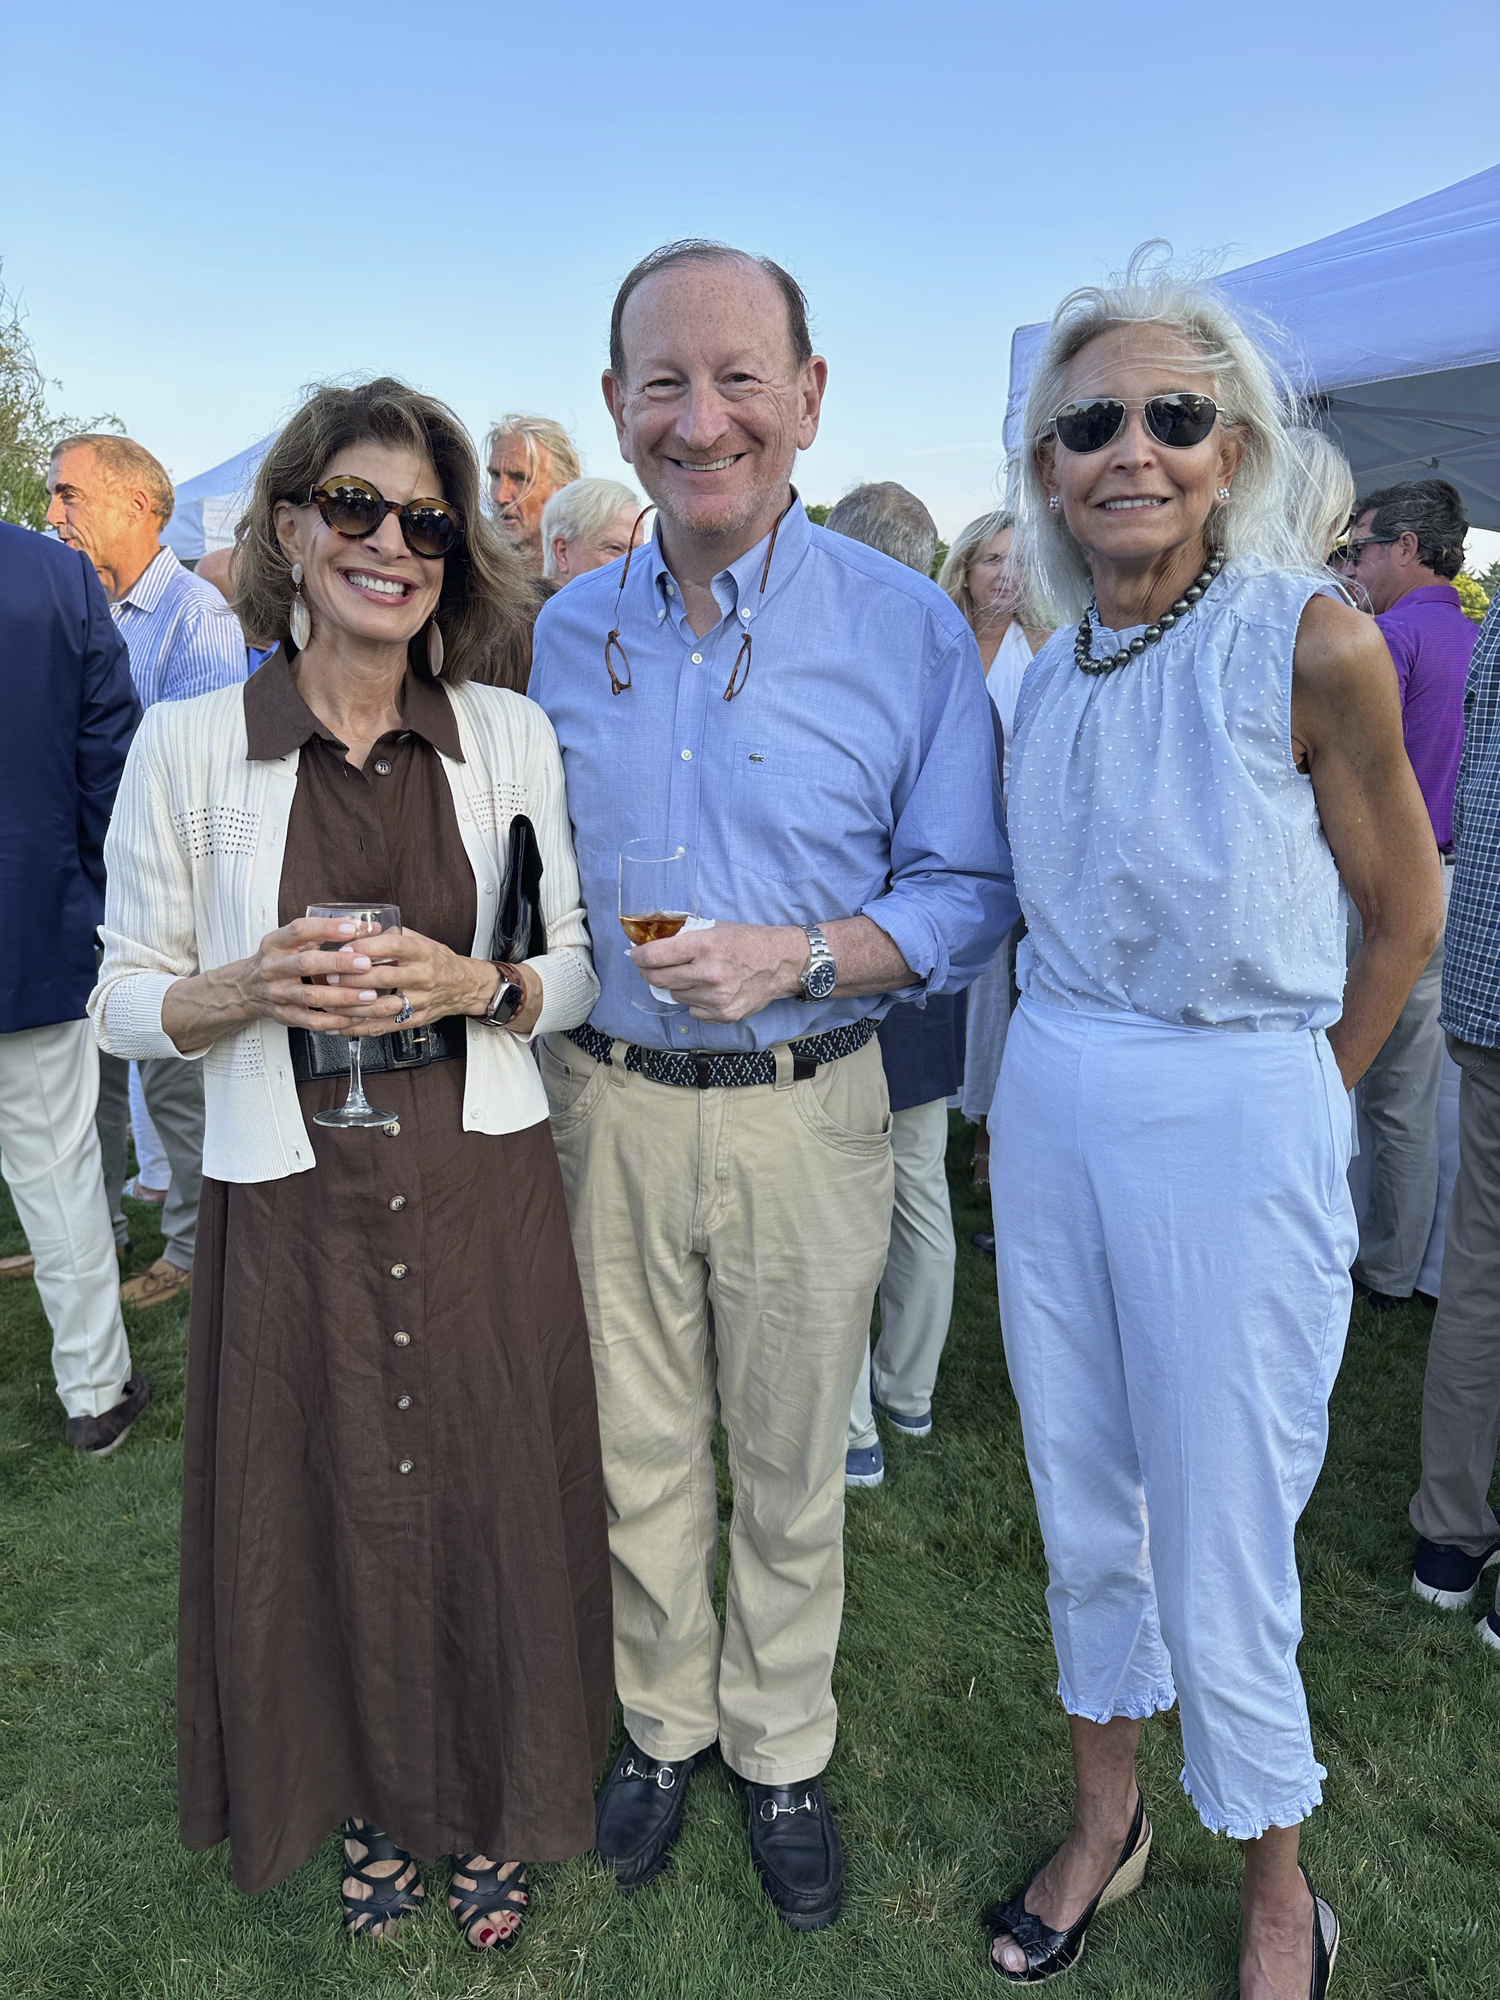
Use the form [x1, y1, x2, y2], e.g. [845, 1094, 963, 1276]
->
[289, 1017, 467, 1084]
[563, 1016, 877, 1090]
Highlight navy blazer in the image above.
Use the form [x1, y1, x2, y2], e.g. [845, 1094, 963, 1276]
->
[0, 524, 141, 1033]
[876, 990, 968, 1115]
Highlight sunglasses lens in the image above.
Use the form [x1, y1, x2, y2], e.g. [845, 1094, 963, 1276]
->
[403, 505, 460, 559]
[320, 481, 385, 537]
[1053, 400, 1126, 453]
[1145, 394, 1218, 448]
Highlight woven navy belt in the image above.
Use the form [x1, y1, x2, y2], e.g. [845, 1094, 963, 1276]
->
[289, 1017, 466, 1084]
[563, 1016, 877, 1089]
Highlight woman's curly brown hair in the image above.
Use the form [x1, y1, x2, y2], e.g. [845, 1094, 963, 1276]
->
[233, 375, 539, 690]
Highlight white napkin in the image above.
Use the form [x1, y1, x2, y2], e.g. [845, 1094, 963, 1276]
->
[633, 915, 715, 1003]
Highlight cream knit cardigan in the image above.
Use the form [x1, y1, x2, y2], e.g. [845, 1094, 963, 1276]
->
[90, 678, 599, 1184]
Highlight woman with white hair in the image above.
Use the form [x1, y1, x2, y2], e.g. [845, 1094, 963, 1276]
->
[1283, 424, 1357, 568]
[984, 263, 1442, 1995]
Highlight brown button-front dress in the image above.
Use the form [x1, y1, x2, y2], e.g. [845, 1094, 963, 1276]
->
[177, 650, 612, 1894]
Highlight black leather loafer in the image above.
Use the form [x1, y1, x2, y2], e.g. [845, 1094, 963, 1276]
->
[594, 1738, 702, 1891]
[744, 1775, 843, 1931]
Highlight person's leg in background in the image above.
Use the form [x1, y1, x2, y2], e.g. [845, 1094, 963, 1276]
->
[122, 1056, 205, 1308]
[1353, 863, 1453, 1303]
[127, 1061, 170, 1199]
[0, 1018, 147, 1451]
[1409, 1037, 1500, 1627]
[866, 1096, 955, 1436]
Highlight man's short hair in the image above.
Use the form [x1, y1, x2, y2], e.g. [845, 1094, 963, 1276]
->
[540, 477, 644, 580]
[482, 414, 581, 491]
[609, 239, 813, 380]
[1355, 477, 1468, 580]
[51, 433, 174, 526]
[825, 482, 937, 576]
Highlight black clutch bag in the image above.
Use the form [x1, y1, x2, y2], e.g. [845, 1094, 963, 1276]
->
[492, 814, 546, 963]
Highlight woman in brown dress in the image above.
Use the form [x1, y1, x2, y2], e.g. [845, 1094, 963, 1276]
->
[91, 377, 612, 1946]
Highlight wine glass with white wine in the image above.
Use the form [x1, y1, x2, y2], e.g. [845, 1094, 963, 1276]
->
[618, 842, 697, 1014]
[305, 902, 401, 1126]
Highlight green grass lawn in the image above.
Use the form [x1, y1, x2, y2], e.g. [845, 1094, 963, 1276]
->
[1, 1117, 1497, 1998]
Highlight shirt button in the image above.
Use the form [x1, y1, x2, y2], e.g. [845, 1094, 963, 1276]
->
[393, 1330, 410, 1347]
[389, 1195, 407, 1211]
[396, 1394, 413, 1411]
[740, 608, 750, 621]
[691, 651, 703, 664]
[666, 582, 676, 596]
[398, 1459, 414, 1475]
[681, 748, 692, 760]
[373, 758, 392, 775]
[390, 1262, 408, 1279]
[384, 1121, 401, 1137]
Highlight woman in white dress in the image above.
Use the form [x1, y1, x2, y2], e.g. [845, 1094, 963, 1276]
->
[938, 514, 1048, 1194]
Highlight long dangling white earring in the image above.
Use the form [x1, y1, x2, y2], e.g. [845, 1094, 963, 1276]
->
[289, 561, 312, 650]
[426, 618, 444, 677]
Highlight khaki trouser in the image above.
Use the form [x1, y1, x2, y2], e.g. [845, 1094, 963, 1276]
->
[541, 1030, 893, 1783]
[1410, 1036, 1500, 1563]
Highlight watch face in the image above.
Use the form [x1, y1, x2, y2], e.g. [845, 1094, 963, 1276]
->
[805, 959, 837, 1000]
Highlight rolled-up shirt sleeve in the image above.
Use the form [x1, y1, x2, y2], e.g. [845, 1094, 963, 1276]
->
[860, 629, 1020, 994]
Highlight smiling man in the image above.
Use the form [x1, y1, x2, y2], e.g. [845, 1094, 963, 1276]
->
[527, 240, 1017, 1930]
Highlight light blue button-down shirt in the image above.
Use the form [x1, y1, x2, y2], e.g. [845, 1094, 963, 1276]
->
[111, 546, 249, 707]
[528, 497, 1018, 1051]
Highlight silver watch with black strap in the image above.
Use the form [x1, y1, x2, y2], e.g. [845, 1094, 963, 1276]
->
[797, 924, 837, 1002]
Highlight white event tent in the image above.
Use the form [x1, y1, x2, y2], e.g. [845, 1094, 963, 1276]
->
[163, 435, 275, 561]
[1003, 164, 1500, 528]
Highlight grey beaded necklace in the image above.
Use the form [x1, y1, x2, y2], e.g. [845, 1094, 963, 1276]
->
[1074, 550, 1226, 677]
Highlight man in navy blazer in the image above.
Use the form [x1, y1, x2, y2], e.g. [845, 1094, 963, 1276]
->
[0, 521, 150, 1453]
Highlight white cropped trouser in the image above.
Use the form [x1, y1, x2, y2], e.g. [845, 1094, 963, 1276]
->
[993, 1000, 1356, 1839]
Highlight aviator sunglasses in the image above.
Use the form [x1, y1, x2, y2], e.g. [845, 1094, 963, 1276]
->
[1049, 393, 1220, 455]
[296, 475, 463, 559]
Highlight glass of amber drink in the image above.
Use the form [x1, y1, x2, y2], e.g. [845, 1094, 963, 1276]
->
[619, 841, 697, 1013]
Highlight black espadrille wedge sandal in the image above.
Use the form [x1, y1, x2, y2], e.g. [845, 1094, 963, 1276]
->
[341, 1819, 425, 1941]
[985, 1791, 1151, 1983]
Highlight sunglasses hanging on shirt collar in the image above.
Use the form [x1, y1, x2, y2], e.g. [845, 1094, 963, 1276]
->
[604, 494, 797, 701]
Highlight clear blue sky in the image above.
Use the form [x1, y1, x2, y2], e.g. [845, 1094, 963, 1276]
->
[2, 0, 1494, 537]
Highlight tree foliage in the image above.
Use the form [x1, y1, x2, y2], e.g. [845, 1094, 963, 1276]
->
[0, 269, 117, 530]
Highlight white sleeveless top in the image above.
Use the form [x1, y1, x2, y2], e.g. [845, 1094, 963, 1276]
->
[1008, 561, 1344, 1031]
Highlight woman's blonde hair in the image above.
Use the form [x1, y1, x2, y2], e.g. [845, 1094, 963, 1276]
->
[1283, 425, 1356, 566]
[235, 376, 539, 689]
[937, 510, 1013, 627]
[1013, 248, 1319, 622]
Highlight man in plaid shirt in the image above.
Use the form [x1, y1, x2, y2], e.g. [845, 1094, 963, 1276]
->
[1409, 591, 1500, 1642]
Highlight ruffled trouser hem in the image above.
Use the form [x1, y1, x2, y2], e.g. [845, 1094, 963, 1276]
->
[1179, 1764, 1327, 1841]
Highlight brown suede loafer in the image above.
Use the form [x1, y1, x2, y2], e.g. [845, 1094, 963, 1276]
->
[120, 1258, 192, 1310]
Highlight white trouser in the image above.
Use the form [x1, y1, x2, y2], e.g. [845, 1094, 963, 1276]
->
[849, 1097, 956, 1447]
[993, 999, 1356, 1839]
[128, 1061, 172, 1191]
[0, 1019, 133, 1418]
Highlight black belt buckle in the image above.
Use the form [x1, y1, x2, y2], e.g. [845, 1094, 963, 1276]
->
[391, 1025, 431, 1068]
[693, 1052, 715, 1090]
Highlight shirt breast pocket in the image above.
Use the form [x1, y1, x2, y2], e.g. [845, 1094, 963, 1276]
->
[725, 739, 830, 885]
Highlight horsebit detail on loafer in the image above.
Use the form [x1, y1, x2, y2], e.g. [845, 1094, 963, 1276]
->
[623, 1757, 677, 1790]
[759, 1792, 818, 1821]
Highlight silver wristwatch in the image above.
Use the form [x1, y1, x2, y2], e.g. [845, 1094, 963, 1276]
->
[480, 963, 527, 1028]
[797, 924, 837, 1002]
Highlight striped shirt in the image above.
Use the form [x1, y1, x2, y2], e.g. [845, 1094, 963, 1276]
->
[1441, 592, 1500, 1049]
[111, 546, 249, 707]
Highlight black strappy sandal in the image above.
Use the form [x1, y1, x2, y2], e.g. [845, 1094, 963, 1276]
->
[449, 1854, 529, 1950]
[985, 1790, 1151, 1983]
[341, 1818, 425, 1941]
[1302, 1864, 1339, 1998]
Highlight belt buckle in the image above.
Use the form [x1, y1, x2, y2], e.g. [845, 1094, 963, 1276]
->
[392, 1025, 431, 1067]
[693, 1052, 716, 1090]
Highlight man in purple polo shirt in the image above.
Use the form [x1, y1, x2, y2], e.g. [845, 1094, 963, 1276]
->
[1343, 478, 1476, 1308]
